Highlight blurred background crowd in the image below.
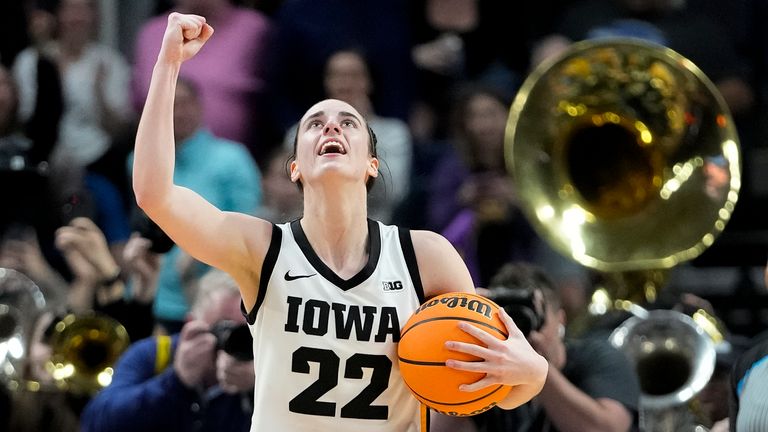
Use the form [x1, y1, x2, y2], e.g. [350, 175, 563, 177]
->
[0, 0, 767, 431]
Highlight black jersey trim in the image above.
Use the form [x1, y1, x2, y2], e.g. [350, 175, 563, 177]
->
[290, 218, 381, 291]
[241, 223, 282, 325]
[398, 227, 426, 304]
[421, 403, 430, 432]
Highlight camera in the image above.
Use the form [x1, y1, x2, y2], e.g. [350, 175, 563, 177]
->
[210, 320, 253, 361]
[0, 145, 53, 235]
[486, 287, 546, 337]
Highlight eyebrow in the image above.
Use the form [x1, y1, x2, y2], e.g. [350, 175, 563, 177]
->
[303, 110, 325, 123]
[339, 111, 363, 123]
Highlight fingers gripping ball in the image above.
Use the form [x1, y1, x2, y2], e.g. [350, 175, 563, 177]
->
[398, 292, 512, 416]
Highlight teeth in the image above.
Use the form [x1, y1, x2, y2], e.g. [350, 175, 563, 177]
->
[320, 141, 345, 155]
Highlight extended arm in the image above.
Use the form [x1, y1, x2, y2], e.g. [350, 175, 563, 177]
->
[132, 13, 270, 309]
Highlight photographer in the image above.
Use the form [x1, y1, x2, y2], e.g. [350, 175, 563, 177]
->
[80, 269, 254, 432]
[475, 262, 640, 432]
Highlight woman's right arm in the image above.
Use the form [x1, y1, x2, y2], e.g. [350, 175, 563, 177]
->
[132, 13, 271, 308]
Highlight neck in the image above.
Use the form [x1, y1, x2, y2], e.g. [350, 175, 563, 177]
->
[300, 184, 369, 276]
[59, 36, 88, 58]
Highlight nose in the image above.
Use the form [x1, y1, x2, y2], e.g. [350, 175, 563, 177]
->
[323, 121, 341, 135]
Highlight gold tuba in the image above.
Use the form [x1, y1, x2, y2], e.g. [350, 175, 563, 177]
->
[506, 38, 740, 274]
[505, 38, 740, 431]
[44, 311, 130, 395]
[0, 268, 130, 395]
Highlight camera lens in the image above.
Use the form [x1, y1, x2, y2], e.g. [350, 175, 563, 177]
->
[487, 287, 546, 337]
[210, 321, 253, 361]
[504, 305, 540, 337]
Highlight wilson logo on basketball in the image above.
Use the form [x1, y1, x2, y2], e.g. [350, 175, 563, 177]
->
[414, 295, 493, 319]
[382, 281, 403, 291]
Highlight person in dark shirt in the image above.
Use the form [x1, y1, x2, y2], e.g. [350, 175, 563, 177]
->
[474, 262, 641, 432]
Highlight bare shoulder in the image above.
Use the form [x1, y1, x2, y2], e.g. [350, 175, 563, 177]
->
[223, 212, 275, 266]
[225, 211, 274, 236]
[409, 230, 475, 298]
[410, 229, 452, 252]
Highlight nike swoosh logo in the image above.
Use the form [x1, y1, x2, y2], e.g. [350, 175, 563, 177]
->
[284, 271, 317, 281]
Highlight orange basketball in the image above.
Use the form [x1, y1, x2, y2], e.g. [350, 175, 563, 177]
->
[398, 292, 512, 416]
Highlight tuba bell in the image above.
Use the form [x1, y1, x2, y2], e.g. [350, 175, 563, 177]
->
[505, 38, 740, 431]
[44, 311, 130, 395]
[505, 38, 740, 275]
[609, 308, 716, 431]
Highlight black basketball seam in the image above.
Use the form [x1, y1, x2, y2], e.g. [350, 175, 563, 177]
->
[403, 380, 508, 407]
[398, 358, 445, 366]
[400, 316, 508, 340]
[397, 358, 486, 366]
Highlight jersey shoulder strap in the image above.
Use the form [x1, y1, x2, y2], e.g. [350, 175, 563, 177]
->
[397, 226, 426, 304]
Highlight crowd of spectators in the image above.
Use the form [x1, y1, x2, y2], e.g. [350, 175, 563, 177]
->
[1, 0, 767, 431]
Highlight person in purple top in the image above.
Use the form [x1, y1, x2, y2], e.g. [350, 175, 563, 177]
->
[131, 0, 273, 161]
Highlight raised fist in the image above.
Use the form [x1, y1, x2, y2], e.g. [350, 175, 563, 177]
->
[158, 12, 214, 65]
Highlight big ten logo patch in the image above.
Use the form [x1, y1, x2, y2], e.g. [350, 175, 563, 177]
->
[382, 281, 403, 292]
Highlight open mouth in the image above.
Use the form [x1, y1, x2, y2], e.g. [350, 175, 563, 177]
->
[318, 140, 346, 155]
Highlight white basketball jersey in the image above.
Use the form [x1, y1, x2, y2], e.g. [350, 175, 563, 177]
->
[245, 220, 428, 431]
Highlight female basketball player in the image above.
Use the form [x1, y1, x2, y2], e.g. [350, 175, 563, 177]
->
[132, 13, 547, 431]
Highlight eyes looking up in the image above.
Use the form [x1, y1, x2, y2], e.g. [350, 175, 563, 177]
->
[306, 118, 359, 130]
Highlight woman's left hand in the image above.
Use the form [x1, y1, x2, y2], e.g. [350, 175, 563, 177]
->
[444, 307, 547, 392]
